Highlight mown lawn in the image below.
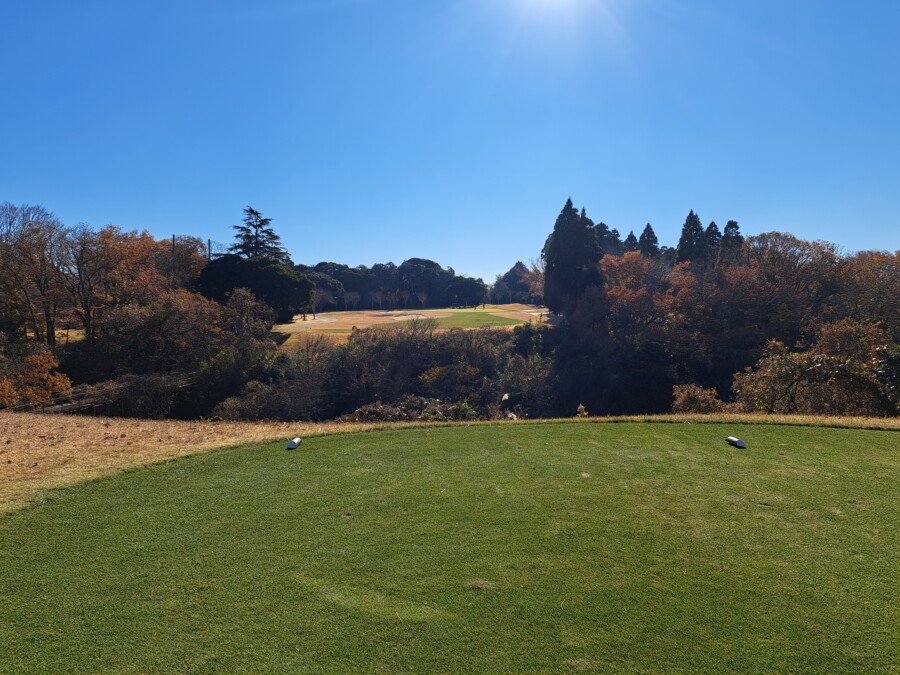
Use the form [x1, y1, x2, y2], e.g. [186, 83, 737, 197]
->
[370, 312, 525, 330]
[0, 423, 897, 672]
[431, 311, 524, 328]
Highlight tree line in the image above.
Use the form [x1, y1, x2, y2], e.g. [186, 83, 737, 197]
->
[0, 204, 485, 411]
[542, 199, 898, 416]
[296, 259, 489, 313]
[1, 199, 897, 418]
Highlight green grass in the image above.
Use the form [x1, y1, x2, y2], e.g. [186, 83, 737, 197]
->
[1, 423, 897, 672]
[369, 312, 526, 333]
[431, 311, 525, 328]
[307, 313, 525, 335]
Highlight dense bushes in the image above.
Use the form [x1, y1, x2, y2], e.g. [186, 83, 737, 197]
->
[339, 395, 468, 423]
[116, 309, 898, 422]
[730, 322, 896, 416]
[672, 320, 898, 416]
[211, 322, 556, 422]
[197, 255, 314, 323]
[671, 384, 727, 414]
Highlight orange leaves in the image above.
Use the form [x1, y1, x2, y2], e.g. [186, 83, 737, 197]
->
[0, 377, 17, 407]
[95, 226, 170, 305]
[0, 349, 72, 409]
[601, 251, 652, 291]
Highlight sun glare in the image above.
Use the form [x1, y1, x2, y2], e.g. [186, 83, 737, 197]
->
[492, 0, 626, 53]
[521, 0, 600, 16]
[506, 0, 622, 36]
[434, 0, 629, 71]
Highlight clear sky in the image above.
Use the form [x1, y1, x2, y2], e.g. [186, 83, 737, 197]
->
[2, 0, 898, 281]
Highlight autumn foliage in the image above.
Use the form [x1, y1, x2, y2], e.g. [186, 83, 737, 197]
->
[0, 347, 71, 409]
[1, 199, 897, 420]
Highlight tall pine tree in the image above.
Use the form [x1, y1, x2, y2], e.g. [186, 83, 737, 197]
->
[675, 210, 707, 264]
[705, 221, 722, 262]
[623, 230, 638, 253]
[638, 223, 660, 257]
[542, 199, 603, 314]
[719, 220, 744, 264]
[229, 206, 291, 265]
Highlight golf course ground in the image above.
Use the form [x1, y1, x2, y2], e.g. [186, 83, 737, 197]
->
[274, 304, 546, 347]
[0, 420, 897, 671]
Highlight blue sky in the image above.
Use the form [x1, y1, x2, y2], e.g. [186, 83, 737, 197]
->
[2, 0, 898, 281]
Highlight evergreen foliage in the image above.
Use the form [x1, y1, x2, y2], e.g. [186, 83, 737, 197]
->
[623, 231, 638, 253]
[542, 199, 603, 314]
[675, 210, 708, 264]
[229, 206, 291, 265]
[638, 223, 660, 257]
[705, 221, 722, 255]
[492, 261, 533, 304]
[721, 220, 743, 249]
[719, 220, 744, 264]
[594, 220, 624, 256]
[197, 254, 313, 322]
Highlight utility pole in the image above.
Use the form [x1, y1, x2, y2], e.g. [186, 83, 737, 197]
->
[171, 234, 176, 287]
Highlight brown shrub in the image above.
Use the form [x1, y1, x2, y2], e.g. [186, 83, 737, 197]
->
[672, 384, 727, 414]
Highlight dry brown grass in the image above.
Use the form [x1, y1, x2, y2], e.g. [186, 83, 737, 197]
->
[280, 331, 348, 348]
[573, 413, 900, 430]
[0, 412, 425, 515]
[1, 411, 895, 516]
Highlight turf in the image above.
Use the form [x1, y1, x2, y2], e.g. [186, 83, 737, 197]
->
[431, 311, 525, 328]
[1, 423, 897, 672]
[371, 313, 525, 330]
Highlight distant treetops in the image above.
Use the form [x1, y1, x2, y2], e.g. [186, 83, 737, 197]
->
[541, 198, 744, 314]
[295, 258, 489, 313]
[674, 210, 744, 265]
[204, 206, 491, 316]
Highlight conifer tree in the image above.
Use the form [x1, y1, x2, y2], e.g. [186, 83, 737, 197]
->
[542, 199, 603, 314]
[719, 220, 744, 264]
[638, 223, 660, 257]
[675, 210, 707, 264]
[623, 231, 638, 253]
[594, 221, 623, 256]
[721, 220, 744, 248]
[705, 221, 722, 262]
[580, 208, 594, 229]
[229, 206, 291, 265]
[608, 228, 624, 256]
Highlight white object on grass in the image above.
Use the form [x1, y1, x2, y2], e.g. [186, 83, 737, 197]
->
[286, 437, 303, 450]
[726, 436, 747, 449]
